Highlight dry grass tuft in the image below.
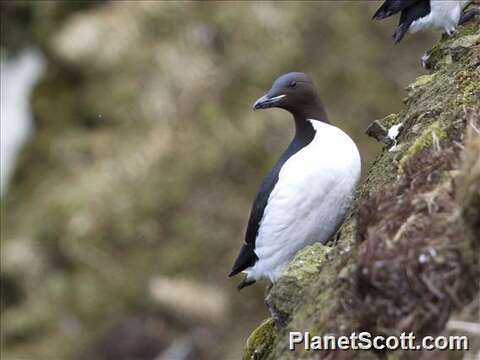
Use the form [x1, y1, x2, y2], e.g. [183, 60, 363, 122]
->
[458, 111, 480, 241]
[350, 115, 479, 339]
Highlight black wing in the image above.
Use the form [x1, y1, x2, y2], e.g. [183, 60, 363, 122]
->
[229, 123, 316, 279]
[373, 0, 424, 19]
[393, 0, 430, 43]
[228, 167, 279, 277]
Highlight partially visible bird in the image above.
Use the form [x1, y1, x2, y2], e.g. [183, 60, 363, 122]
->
[229, 72, 361, 290]
[373, 0, 477, 43]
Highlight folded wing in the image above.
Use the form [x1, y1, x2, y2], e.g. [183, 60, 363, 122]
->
[373, 0, 424, 19]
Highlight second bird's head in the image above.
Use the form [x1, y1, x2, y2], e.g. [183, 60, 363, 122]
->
[253, 72, 324, 120]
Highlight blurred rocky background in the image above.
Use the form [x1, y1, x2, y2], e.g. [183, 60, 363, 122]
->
[1, 1, 435, 359]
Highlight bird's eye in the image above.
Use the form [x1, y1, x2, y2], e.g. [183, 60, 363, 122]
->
[288, 81, 297, 88]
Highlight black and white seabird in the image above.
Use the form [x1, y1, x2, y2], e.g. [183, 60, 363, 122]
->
[229, 72, 361, 289]
[373, 0, 477, 43]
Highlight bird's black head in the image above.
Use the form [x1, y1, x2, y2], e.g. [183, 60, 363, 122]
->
[253, 72, 327, 122]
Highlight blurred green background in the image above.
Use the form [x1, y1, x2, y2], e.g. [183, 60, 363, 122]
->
[1, 1, 434, 359]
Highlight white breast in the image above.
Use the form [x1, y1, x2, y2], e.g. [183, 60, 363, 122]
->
[410, 1, 469, 35]
[245, 120, 361, 282]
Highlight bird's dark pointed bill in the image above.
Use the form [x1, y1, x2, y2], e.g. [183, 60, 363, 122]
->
[253, 94, 286, 110]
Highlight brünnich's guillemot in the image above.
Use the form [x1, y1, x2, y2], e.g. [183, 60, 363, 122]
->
[373, 0, 477, 43]
[229, 72, 361, 289]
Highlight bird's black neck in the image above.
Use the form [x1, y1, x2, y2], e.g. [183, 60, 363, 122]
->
[279, 115, 317, 162]
[278, 104, 330, 165]
[292, 106, 328, 139]
[293, 116, 316, 143]
[292, 100, 329, 126]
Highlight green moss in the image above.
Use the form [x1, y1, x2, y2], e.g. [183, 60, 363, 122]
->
[266, 244, 332, 324]
[450, 33, 480, 49]
[407, 74, 435, 92]
[379, 114, 398, 129]
[423, 22, 479, 70]
[454, 68, 480, 109]
[243, 318, 276, 360]
[399, 121, 447, 169]
[457, 20, 480, 37]
[282, 244, 332, 288]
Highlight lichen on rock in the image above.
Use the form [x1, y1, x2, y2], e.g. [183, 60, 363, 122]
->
[266, 244, 332, 326]
[243, 318, 276, 360]
[398, 120, 447, 169]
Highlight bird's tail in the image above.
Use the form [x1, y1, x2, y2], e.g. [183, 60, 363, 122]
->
[373, 3, 393, 20]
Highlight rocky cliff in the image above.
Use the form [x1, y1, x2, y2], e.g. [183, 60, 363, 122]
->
[245, 22, 480, 360]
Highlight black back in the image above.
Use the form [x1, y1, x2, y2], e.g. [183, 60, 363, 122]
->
[393, 0, 430, 43]
[373, 0, 423, 19]
[373, 0, 431, 43]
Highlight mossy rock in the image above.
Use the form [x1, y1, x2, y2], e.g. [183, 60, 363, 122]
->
[399, 120, 447, 169]
[243, 318, 276, 360]
[266, 244, 332, 326]
[379, 113, 399, 129]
